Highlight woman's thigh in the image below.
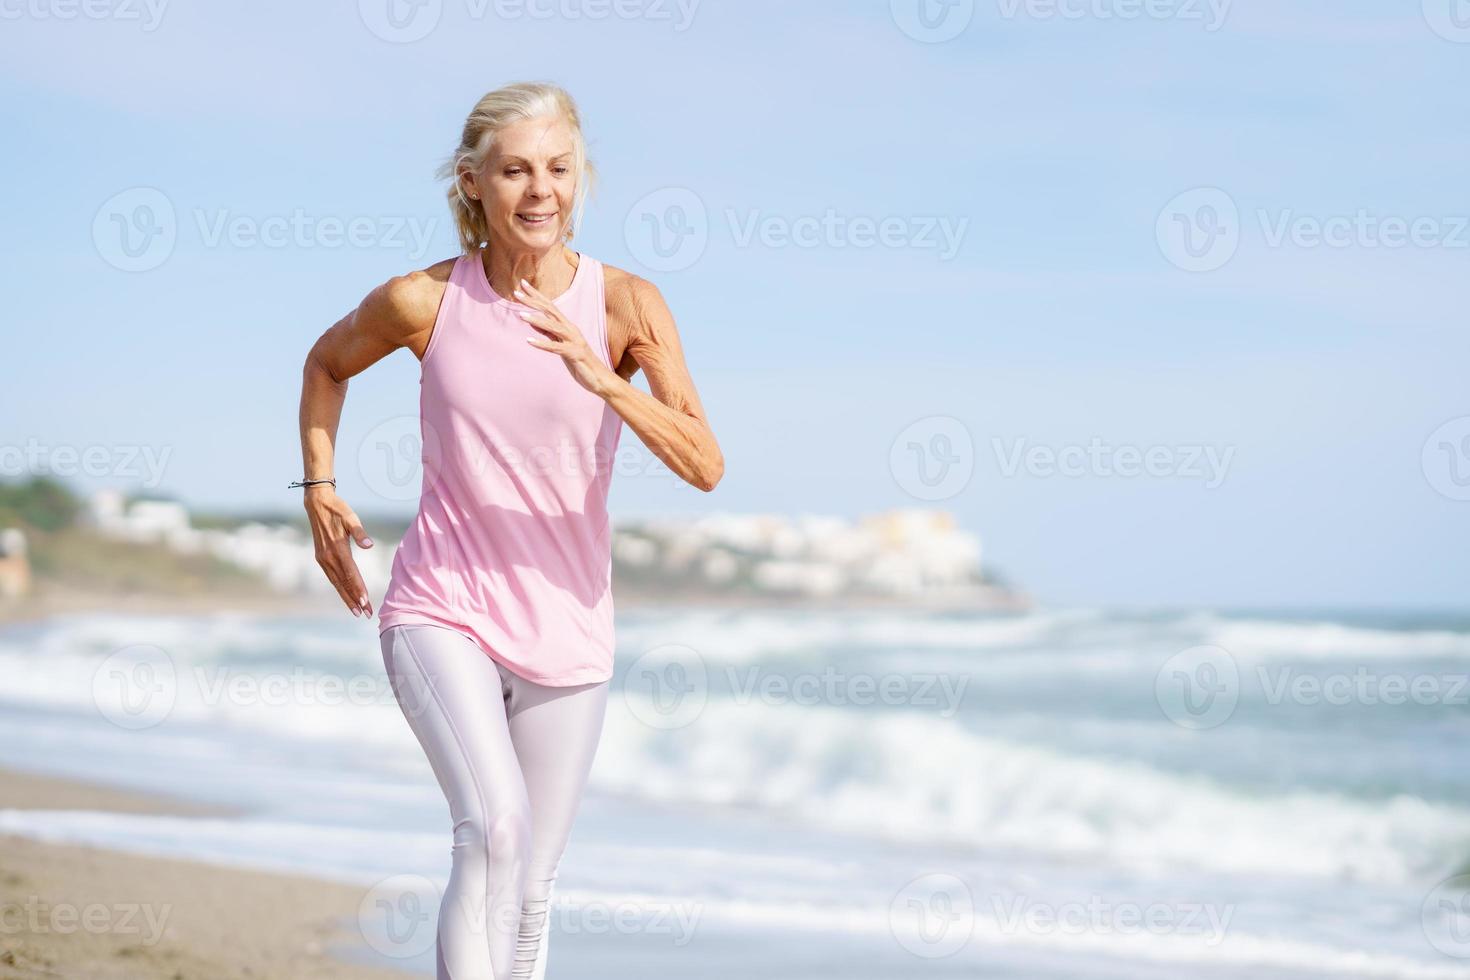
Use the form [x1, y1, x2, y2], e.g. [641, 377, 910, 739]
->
[380, 624, 530, 838]
[503, 675, 611, 867]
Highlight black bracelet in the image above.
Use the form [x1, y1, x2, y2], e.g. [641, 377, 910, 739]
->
[289, 478, 336, 489]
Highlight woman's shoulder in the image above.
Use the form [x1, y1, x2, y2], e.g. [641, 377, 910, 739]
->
[356, 255, 460, 345]
[599, 261, 664, 321]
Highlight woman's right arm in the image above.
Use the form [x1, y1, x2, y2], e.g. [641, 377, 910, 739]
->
[298, 266, 446, 617]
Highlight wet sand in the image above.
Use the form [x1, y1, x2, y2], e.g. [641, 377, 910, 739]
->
[0, 766, 417, 979]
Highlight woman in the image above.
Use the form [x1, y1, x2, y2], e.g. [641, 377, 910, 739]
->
[296, 81, 723, 979]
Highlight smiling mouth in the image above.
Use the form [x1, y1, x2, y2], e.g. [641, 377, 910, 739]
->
[516, 212, 557, 227]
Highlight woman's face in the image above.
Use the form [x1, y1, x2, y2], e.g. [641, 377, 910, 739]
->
[468, 115, 577, 252]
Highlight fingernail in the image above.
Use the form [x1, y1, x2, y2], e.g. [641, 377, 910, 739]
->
[363, 537, 374, 547]
[520, 278, 530, 288]
[351, 608, 361, 618]
[513, 289, 524, 299]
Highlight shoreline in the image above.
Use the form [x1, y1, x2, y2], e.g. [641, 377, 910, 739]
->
[0, 582, 1033, 630]
[0, 765, 418, 979]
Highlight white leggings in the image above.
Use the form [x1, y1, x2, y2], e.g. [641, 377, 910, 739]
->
[380, 624, 611, 980]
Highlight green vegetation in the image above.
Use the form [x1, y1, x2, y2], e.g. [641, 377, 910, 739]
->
[0, 476, 81, 533]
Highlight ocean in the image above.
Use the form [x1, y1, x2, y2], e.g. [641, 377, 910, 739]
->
[1, 605, 1467, 978]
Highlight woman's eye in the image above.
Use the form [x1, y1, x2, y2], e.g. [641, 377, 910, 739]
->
[505, 168, 523, 177]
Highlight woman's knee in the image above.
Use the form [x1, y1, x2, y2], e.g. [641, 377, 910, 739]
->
[457, 804, 532, 867]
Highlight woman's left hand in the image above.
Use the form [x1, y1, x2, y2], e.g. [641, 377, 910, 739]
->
[514, 278, 613, 397]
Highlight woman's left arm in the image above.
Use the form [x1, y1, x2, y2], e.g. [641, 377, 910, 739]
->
[518, 273, 724, 492]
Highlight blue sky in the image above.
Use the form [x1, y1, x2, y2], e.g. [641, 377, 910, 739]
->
[2, 0, 1466, 608]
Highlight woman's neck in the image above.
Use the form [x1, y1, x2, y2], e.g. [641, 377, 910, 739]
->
[481, 243, 577, 301]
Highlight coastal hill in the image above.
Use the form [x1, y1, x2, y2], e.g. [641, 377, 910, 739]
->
[0, 477, 1029, 617]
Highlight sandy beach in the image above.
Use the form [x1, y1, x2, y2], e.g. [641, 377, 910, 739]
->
[0, 766, 416, 980]
[0, 586, 340, 629]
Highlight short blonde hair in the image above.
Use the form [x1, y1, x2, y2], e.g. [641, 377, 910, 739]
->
[436, 81, 597, 254]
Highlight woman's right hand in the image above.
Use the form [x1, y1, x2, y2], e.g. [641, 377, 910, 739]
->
[303, 486, 375, 617]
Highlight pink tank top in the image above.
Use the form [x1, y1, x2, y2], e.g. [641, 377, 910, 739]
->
[377, 249, 623, 686]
